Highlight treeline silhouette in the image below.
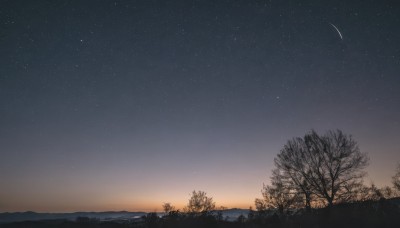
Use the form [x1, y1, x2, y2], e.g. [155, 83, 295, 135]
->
[1, 129, 400, 228]
[2, 199, 400, 228]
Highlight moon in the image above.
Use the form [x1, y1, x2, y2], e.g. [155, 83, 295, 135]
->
[329, 23, 343, 40]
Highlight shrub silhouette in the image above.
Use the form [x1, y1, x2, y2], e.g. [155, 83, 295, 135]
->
[185, 190, 216, 215]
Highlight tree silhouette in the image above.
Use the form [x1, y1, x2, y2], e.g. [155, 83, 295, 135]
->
[274, 129, 369, 207]
[185, 190, 215, 214]
[393, 163, 400, 192]
[162, 202, 175, 214]
[256, 169, 303, 215]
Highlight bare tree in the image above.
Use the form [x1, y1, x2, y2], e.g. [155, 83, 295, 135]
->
[185, 190, 215, 214]
[393, 163, 400, 192]
[162, 202, 175, 214]
[257, 169, 303, 215]
[275, 129, 369, 207]
[254, 198, 267, 212]
[380, 186, 395, 199]
[356, 183, 397, 202]
[361, 184, 384, 201]
[274, 138, 314, 211]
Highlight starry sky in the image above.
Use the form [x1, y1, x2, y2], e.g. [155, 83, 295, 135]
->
[0, 0, 399, 212]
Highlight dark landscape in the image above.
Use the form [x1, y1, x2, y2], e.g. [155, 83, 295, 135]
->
[1, 199, 400, 227]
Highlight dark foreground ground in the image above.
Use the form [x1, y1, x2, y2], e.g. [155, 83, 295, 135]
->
[1, 198, 400, 228]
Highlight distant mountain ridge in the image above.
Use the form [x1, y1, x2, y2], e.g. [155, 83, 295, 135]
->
[0, 209, 250, 223]
[0, 211, 147, 223]
[2, 197, 400, 224]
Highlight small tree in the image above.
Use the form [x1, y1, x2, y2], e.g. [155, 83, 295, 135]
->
[162, 202, 175, 214]
[185, 190, 215, 214]
[380, 186, 395, 199]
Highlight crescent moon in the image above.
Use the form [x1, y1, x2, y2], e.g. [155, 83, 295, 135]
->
[329, 23, 343, 40]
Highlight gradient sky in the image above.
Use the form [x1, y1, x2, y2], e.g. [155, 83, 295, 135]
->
[0, 0, 399, 212]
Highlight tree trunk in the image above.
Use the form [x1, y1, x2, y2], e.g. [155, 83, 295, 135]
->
[327, 197, 333, 207]
[305, 193, 311, 212]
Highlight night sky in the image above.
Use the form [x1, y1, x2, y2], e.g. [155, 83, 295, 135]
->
[1, 0, 399, 212]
